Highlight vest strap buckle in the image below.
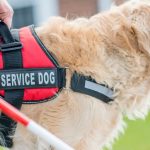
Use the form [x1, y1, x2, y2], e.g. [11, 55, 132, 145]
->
[0, 42, 23, 52]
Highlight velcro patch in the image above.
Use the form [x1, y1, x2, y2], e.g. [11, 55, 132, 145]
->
[0, 68, 61, 89]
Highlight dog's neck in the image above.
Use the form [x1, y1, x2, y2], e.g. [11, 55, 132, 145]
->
[36, 19, 100, 78]
[35, 18, 108, 83]
[35, 18, 115, 103]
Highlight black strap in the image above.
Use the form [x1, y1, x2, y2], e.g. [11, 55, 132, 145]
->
[71, 72, 113, 103]
[0, 22, 24, 147]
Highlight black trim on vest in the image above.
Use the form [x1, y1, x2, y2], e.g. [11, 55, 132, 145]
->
[30, 25, 60, 67]
[71, 72, 113, 103]
[0, 22, 24, 148]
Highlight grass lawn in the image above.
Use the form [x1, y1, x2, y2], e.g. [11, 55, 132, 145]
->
[113, 113, 150, 150]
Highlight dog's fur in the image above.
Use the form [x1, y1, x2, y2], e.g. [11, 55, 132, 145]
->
[6, 0, 150, 149]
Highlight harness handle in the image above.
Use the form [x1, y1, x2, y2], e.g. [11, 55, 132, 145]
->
[0, 22, 22, 53]
[0, 21, 14, 43]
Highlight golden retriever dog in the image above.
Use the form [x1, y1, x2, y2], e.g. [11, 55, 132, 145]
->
[6, 0, 150, 149]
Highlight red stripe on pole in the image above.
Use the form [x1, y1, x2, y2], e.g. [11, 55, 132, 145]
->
[0, 97, 30, 126]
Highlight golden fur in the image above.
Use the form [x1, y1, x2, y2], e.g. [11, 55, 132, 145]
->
[7, 0, 150, 149]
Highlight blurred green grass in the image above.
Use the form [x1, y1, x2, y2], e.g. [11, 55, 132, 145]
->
[113, 113, 150, 150]
[0, 114, 150, 150]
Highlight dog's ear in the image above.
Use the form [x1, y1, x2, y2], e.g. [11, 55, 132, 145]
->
[120, 3, 150, 56]
[129, 5, 150, 56]
[111, 18, 139, 53]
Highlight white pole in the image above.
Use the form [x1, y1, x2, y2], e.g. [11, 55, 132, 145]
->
[27, 121, 74, 150]
[0, 97, 74, 150]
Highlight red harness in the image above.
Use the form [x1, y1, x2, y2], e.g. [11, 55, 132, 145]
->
[0, 25, 66, 104]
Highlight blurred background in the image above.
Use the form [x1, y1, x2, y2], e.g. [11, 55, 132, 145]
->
[8, 0, 125, 28]
[7, 0, 150, 150]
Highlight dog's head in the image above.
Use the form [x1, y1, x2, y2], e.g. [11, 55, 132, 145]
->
[90, 0, 150, 119]
[37, 0, 150, 120]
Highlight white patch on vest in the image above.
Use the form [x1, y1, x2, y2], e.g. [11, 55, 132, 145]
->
[11, 74, 17, 86]
[0, 70, 56, 88]
[1, 74, 6, 87]
[30, 73, 35, 85]
[0, 73, 36, 87]
[6, 74, 11, 86]
[38, 72, 55, 85]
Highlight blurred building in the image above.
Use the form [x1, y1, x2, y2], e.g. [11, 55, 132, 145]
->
[8, 0, 126, 28]
[8, 0, 59, 28]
